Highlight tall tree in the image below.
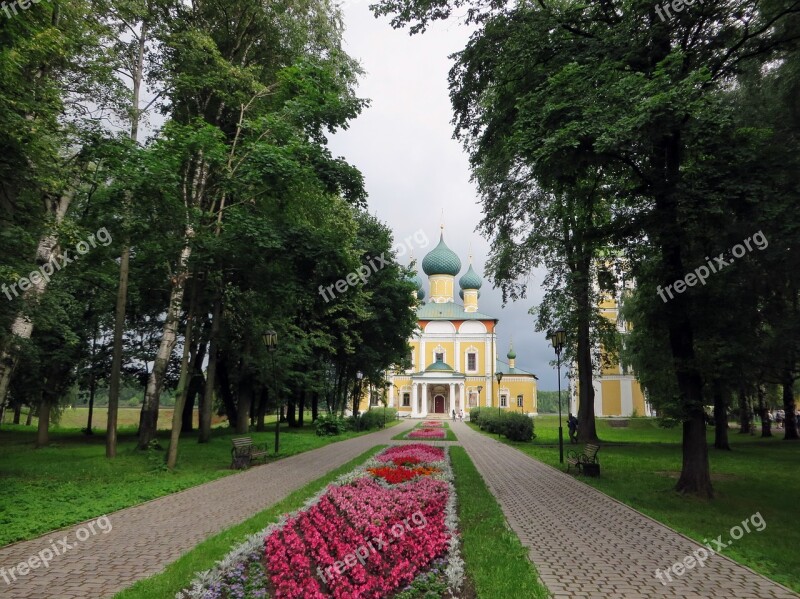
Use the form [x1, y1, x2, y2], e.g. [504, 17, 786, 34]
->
[373, 0, 800, 497]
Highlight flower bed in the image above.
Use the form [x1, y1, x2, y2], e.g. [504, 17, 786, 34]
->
[178, 444, 462, 599]
[375, 445, 445, 464]
[407, 427, 446, 440]
[422, 421, 444, 428]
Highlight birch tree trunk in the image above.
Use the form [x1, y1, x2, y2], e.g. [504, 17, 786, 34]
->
[137, 236, 193, 449]
[0, 192, 74, 408]
[136, 143, 207, 449]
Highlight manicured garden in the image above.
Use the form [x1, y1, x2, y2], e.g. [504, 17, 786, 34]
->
[470, 415, 800, 592]
[115, 444, 546, 599]
[0, 420, 399, 546]
[175, 444, 460, 598]
[393, 421, 458, 442]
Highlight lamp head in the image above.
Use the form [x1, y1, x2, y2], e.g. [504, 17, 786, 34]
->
[477, 385, 483, 393]
[496, 372, 503, 384]
[549, 329, 566, 353]
[263, 330, 278, 351]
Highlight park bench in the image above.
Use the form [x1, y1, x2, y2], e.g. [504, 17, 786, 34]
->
[566, 443, 600, 476]
[230, 437, 269, 469]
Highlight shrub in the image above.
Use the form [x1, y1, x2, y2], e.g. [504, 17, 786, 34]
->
[315, 415, 347, 436]
[470, 407, 482, 425]
[503, 413, 535, 442]
[474, 411, 534, 442]
[345, 408, 399, 432]
[360, 407, 397, 431]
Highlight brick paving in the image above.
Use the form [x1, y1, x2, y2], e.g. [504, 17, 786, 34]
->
[0, 421, 414, 599]
[452, 421, 799, 599]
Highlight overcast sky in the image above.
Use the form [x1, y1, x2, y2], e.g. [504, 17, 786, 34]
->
[328, 1, 567, 390]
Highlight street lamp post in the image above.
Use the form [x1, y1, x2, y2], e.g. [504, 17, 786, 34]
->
[477, 385, 483, 413]
[495, 372, 503, 418]
[263, 330, 279, 455]
[549, 329, 567, 463]
[355, 371, 363, 424]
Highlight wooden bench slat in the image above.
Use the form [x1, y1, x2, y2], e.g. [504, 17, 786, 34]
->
[230, 437, 268, 469]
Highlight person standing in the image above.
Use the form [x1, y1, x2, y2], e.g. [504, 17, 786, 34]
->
[452, 409, 456, 421]
[568, 413, 579, 444]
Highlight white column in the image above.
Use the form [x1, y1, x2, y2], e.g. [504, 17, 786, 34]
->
[411, 383, 418, 418]
[421, 383, 428, 417]
[593, 381, 603, 417]
[460, 382, 465, 411]
[448, 383, 455, 414]
[621, 378, 633, 416]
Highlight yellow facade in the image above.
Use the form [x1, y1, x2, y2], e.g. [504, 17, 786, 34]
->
[357, 230, 538, 417]
[572, 282, 651, 417]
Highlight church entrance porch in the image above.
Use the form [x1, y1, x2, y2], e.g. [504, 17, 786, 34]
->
[409, 378, 465, 418]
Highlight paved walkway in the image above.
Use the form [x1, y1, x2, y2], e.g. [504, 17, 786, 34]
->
[4, 419, 796, 599]
[452, 421, 798, 599]
[0, 421, 415, 599]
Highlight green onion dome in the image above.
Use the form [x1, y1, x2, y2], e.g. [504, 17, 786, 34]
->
[459, 264, 483, 290]
[422, 233, 461, 276]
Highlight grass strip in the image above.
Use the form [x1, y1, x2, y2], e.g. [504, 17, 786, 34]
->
[114, 446, 384, 599]
[449, 446, 549, 599]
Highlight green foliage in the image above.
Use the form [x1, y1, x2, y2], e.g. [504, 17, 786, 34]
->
[393, 570, 448, 599]
[346, 408, 398, 432]
[314, 414, 347, 436]
[472, 410, 535, 442]
[535, 391, 562, 414]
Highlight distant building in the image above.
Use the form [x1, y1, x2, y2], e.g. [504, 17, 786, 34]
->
[571, 274, 652, 417]
[360, 228, 538, 417]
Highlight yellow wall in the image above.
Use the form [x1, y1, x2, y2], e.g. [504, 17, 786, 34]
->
[426, 342, 455, 367]
[632, 380, 646, 415]
[601, 380, 622, 416]
[496, 379, 538, 413]
[429, 275, 455, 302]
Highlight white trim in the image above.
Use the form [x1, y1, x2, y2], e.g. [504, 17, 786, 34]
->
[433, 344, 446, 365]
[621, 378, 633, 416]
[464, 346, 479, 373]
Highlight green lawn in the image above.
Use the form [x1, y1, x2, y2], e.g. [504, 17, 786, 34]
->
[392, 420, 458, 441]
[2, 406, 309, 430]
[471, 415, 800, 593]
[0, 420, 399, 546]
[450, 446, 548, 599]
